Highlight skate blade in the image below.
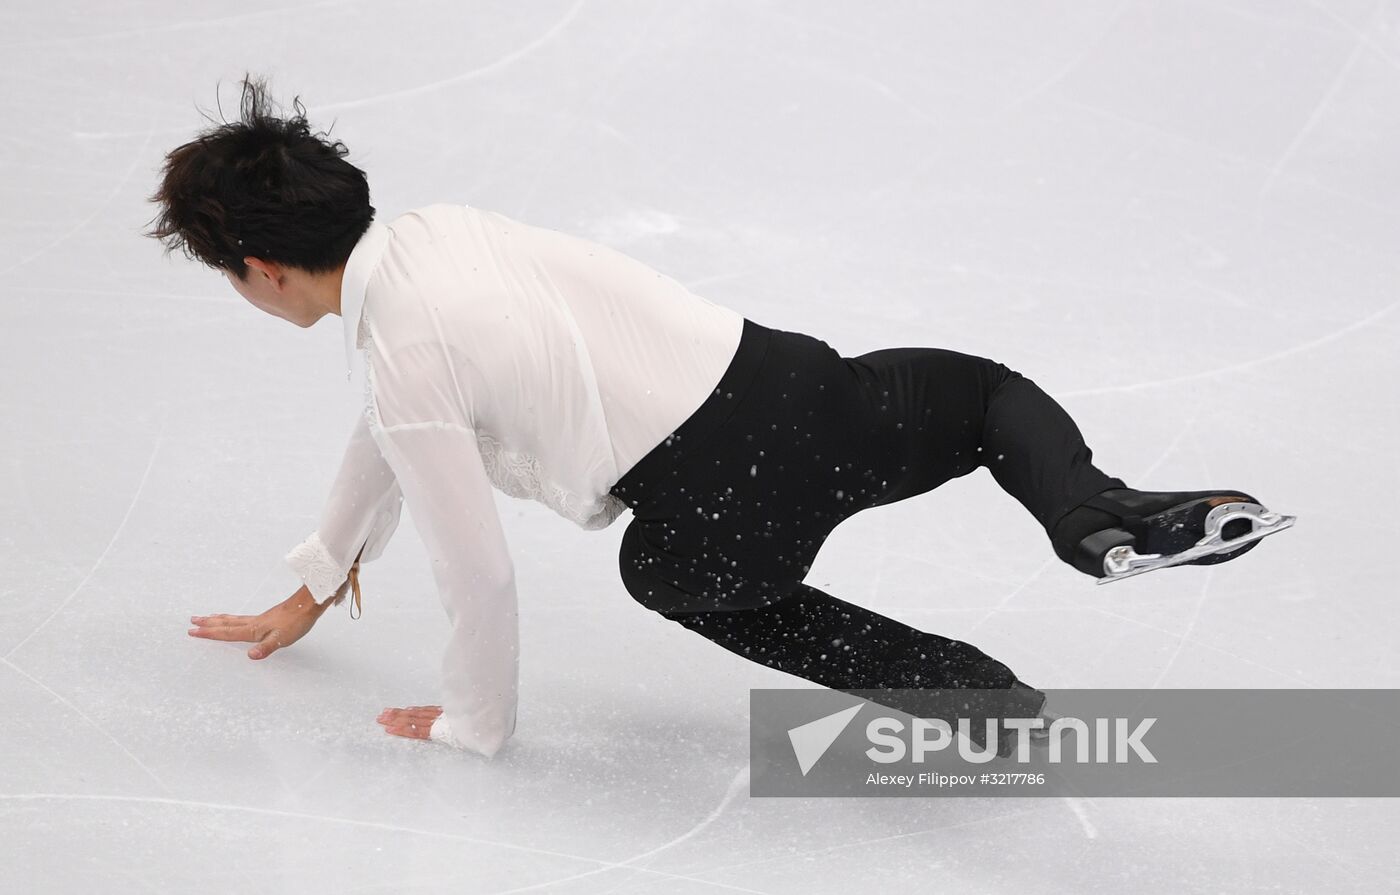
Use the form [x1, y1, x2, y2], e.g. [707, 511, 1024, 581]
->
[1095, 502, 1297, 585]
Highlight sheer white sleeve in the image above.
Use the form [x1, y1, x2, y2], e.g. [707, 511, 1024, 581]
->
[376, 417, 519, 759]
[366, 333, 519, 759]
[284, 410, 405, 603]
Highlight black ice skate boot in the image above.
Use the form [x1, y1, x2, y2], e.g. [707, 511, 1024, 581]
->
[1049, 488, 1296, 585]
[981, 682, 1056, 758]
[965, 679, 1048, 758]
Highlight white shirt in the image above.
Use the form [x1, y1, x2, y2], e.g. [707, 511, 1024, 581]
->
[283, 203, 744, 757]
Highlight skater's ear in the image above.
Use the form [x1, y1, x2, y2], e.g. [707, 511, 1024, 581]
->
[240, 256, 287, 291]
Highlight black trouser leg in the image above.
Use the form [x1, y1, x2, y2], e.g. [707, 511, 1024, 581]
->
[659, 583, 1047, 732]
[659, 583, 1016, 689]
[981, 371, 1129, 533]
[848, 346, 1127, 536]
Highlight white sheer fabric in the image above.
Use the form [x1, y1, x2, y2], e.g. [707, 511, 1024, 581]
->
[284, 203, 745, 757]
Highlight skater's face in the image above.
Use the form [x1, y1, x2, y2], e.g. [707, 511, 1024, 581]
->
[223, 257, 325, 328]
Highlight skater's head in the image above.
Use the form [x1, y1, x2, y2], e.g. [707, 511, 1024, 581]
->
[145, 73, 373, 327]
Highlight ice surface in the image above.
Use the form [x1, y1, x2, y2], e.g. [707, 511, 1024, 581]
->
[2, 1, 1398, 892]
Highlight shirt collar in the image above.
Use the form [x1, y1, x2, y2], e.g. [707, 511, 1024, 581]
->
[340, 219, 392, 381]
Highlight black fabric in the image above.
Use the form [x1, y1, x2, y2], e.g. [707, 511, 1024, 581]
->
[608, 317, 1125, 694]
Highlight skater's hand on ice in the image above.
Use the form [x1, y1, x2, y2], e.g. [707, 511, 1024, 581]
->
[186, 585, 327, 660]
[378, 705, 442, 741]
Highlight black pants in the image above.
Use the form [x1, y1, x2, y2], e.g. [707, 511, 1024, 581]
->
[608, 318, 1125, 707]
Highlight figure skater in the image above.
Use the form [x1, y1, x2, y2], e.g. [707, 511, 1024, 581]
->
[152, 77, 1293, 757]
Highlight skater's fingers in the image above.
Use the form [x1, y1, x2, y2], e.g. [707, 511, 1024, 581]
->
[383, 717, 433, 740]
[377, 706, 442, 726]
[378, 707, 420, 718]
[248, 630, 284, 660]
[187, 622, 255, 642]
[189, 614, 247, 628]
[397, 708, 443, 722]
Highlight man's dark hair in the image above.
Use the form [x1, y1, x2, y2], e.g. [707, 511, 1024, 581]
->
[145, 74, 374, 280]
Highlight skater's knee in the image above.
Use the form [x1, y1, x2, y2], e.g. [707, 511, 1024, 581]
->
[618, 520, 673, 612]
[931, 349, 1021, 402]
[977, 356, 1021, 393]
[619, 559, 681, 615]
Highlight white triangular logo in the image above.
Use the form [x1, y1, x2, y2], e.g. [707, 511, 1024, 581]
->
[788, 704, 863, 776]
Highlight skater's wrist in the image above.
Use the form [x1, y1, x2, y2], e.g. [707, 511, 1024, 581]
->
[283, 585, 328, 619]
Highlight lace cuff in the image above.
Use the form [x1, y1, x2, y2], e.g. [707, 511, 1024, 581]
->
[284, 531, 349, 603]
